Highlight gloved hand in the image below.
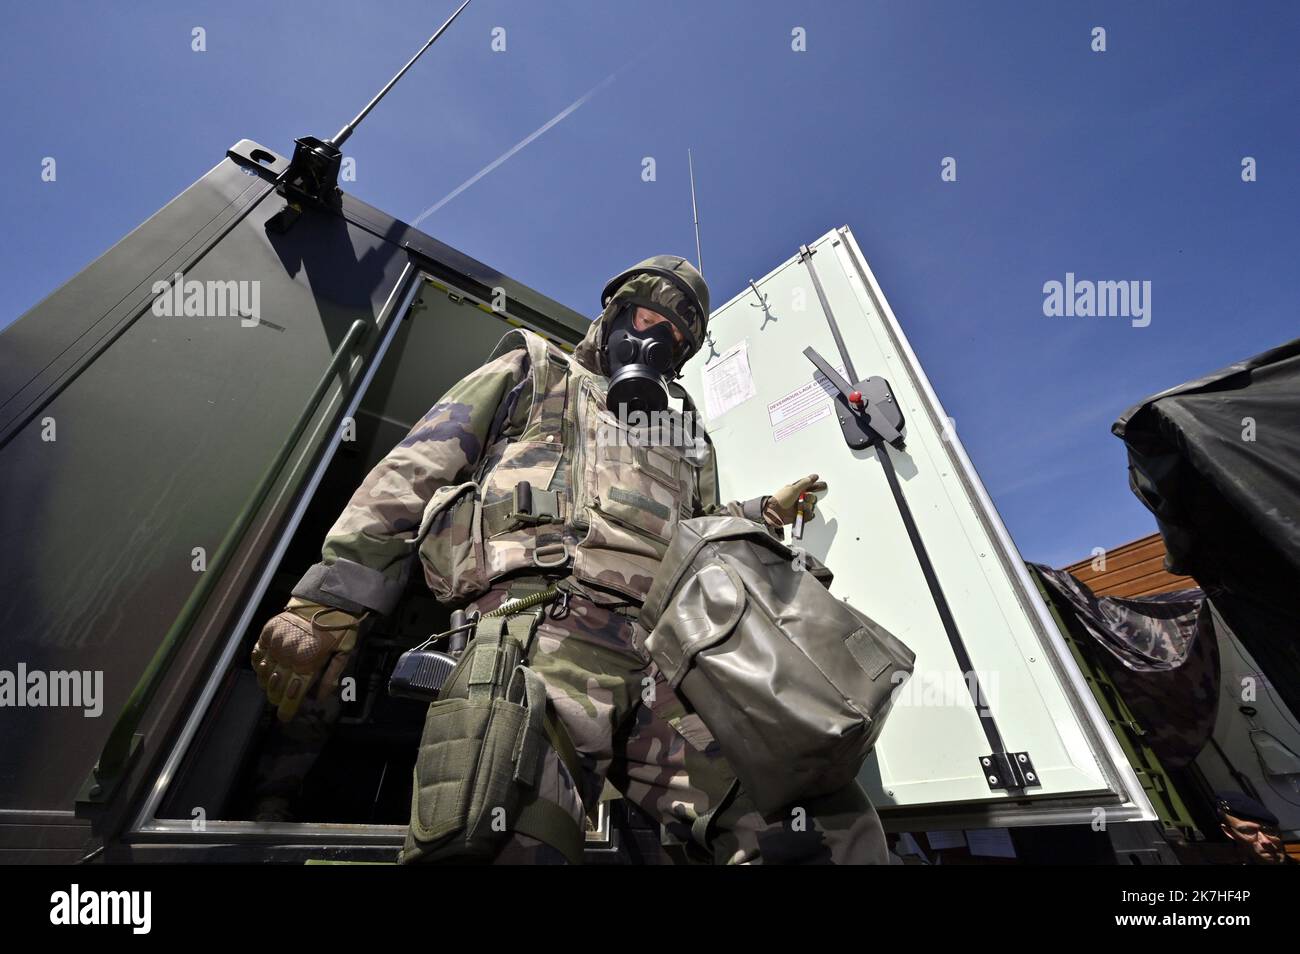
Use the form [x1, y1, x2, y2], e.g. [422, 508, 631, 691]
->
[762, 474, 828, 527]
[251, 597, 363, 722]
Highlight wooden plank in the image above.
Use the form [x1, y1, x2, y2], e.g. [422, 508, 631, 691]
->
[1107, 568, 1199, 599]
[1080, 557, 1178, 591]
[1067, 538, 1166, 578]
[1061, 532, 1198, 597]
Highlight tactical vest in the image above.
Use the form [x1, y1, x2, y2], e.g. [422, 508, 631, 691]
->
[416, 328, 704, 606]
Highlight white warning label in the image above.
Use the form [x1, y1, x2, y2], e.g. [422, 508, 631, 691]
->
[773, 403, 833, 443]
[766, 364, 843, 442]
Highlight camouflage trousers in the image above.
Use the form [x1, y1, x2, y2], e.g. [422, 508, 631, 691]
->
[468, 584, 889, 865]
[250, 689, 343, 821]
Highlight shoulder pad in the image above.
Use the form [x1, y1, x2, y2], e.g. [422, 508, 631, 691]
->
[487, 326, 571, 404]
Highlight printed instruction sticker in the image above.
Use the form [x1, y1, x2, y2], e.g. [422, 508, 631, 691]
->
[700, 339, 756, 420]
[773, 404, 832, 443]
[766, 363, 844, 443]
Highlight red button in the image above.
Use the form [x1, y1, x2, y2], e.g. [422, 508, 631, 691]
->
[848, 390, 863, 406]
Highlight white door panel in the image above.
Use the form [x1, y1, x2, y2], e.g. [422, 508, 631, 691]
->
[680, 227, 1152, 826]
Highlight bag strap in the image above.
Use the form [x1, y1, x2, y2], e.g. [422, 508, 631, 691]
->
[690, 777, 741, 855]
[514, 791, 586, 865]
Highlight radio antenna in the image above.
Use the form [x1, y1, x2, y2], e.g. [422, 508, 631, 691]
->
[688, 148, 704, 276]
[270, 0, 474, 227]
[330, 0, 473, 147]
[687, 148, 720, 362]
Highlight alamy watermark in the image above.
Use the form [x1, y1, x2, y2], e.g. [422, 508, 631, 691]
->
[1042, 273, 1151, 327]
[595, 408, 708, 461]
[890, 668, 1000, 715]
[0, 665, 103, 717]
[50, 884, 151, 934]
[151, 269, 261, 327]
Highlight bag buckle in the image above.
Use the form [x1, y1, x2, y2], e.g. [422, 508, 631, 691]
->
[511, 481, 560, 527]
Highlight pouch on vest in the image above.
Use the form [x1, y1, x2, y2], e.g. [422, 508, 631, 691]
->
[416, 479, 488, 606]
[638, 515, 916, 816]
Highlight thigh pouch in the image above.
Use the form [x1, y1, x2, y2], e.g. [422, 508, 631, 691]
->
[399, 597, 585, 865]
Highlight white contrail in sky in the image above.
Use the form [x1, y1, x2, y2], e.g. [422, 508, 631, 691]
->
[410, 68, 624, 227]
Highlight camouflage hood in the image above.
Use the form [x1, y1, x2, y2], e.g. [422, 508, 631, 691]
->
[571, 311, 607, 376]
[571, 272, 709, 378]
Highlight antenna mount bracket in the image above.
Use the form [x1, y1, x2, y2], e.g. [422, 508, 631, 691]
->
[267, 136, 343, 232]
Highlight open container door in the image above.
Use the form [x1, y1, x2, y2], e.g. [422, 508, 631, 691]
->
[0, 132, 596, 860]
[0, 138, 425, 856]
[678, 226, 1154, 829]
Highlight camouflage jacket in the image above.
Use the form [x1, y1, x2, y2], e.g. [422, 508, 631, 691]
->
[293, 316, 769, 617]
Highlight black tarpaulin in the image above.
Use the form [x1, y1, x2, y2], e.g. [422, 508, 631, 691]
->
[1113, 336, 1300, 721]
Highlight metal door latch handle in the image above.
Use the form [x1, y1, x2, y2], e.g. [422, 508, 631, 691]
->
[802, 345, 906, 450]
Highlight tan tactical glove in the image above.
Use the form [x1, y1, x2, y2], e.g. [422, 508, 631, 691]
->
[762, 474, 828, 527]
[251, 597, 363, 722]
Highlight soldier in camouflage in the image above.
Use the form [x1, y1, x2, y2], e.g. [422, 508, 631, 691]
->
[252, 255, 888, 863]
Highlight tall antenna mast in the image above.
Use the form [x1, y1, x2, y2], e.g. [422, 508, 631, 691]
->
[688, 148, 704, 275]
[270, 0, 474, 228]
[687, 148, 720, 362]
[330, 0, 474, 148]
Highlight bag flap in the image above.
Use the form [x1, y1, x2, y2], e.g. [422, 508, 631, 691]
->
[416, 479, 478, 542]
[644, 561, 747, 689]
[642, 515, 792, 627]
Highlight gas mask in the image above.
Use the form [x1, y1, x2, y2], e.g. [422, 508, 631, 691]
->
[602, 305, 684, 417]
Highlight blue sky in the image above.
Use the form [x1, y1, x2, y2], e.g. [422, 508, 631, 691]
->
[3, 1, 1296, 567]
